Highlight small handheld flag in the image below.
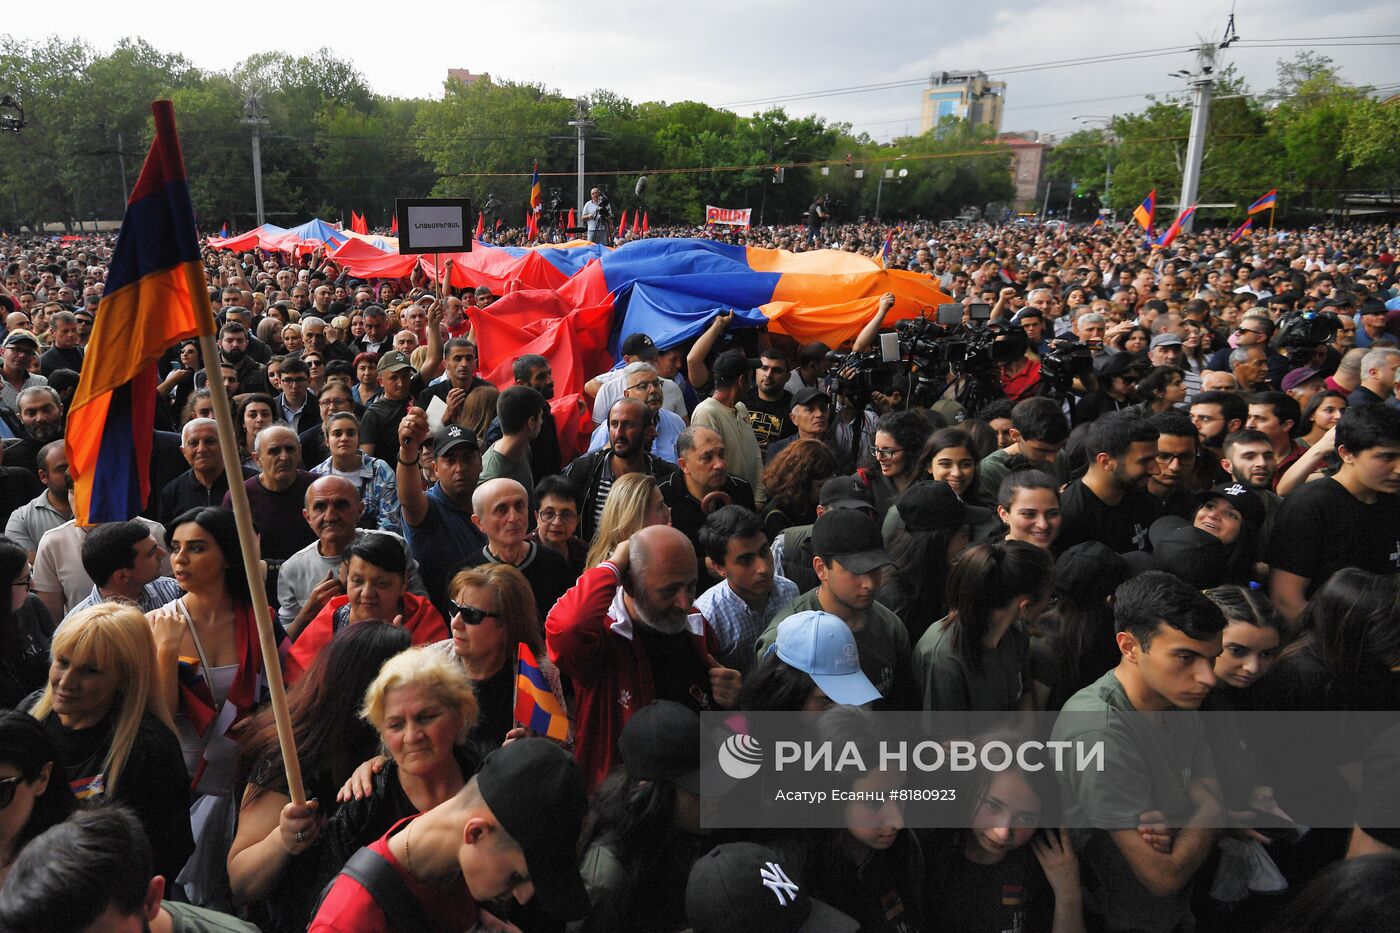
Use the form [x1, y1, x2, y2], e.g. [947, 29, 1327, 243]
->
[631, 211, 641, 237]
[617, 209, 628, 239]
[68, 101, 215, 524]
[1133, 190, 1156, 232]
[881, 230, 893, 263]
[218, 222, 229, 239]
[1153, 204, 1196, 249]
[390, 214, 398, 235]
[476, 212, 485, 238]
[513, 643, 569, 742]
[1247, 189, 1277, 215]
[1228, 217, 1253, 243]
[567, 208, 576, 229]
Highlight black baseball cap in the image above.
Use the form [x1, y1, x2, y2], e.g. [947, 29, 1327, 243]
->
[818, 474, 874, 511]
[618, 700, 700, 793]
[621, 332, 658, 359]
[475, 738, 589, 921]
[686, 842, 859, 933]
[811, 509, 891, 574]
[894, 481, 993, 532]
[1146, 515, 1227, 587]
[790, 386, 830, 410]
[1199, 482, 1266, 529]
[433, 423, 479, 455]
[1054, 541, 1132, 603]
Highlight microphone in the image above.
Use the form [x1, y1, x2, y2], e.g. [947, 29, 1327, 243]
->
[635, 175, 649, 198]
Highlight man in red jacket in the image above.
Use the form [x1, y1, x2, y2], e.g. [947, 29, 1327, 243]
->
[546, 524, 742, 788]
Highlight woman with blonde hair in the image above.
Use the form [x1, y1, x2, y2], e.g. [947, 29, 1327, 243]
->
[318, 646, 481, 887]
[29, 602, 193, 882]
[281, 322, 304, 356]
[435, 563, 569, 757]
[585, 472, 671, 569]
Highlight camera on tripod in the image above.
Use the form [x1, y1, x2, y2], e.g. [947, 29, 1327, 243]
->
[1275, 310, 1340, 350]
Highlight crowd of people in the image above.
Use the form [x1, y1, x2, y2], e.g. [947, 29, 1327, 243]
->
[0, 216, 1399, 933]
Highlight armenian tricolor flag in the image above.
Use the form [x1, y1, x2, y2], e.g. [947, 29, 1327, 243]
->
[1152, 204, 1196, 248]
[218, 222, 229, 238]
[1247, 189, 1277, 215]
[881, 230, 893, 263]
[514, 643, 569, 742]
[67, 101, 214, 524]
[529, 163, 542, 217]
[1133, 190, 1156, 232]
[1228, 217, 1253, 243]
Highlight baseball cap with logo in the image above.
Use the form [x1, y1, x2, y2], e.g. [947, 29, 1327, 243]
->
[686, 842, 859, 933]
[433, 423, 478, 455]
[811, 509, 891, 574]
[772, 610, 881, 705]
[1199, 482, 1265, 529]
[375, 350, 413, 373]
[621, 332, 658, 359]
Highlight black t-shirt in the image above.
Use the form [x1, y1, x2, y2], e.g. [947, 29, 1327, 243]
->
[927, 840, 1053, 933]
[358, 393, 414, 466]
[634, 625, 712, 712]
[1055, 479, 1160, 555]
[1266, 477, 1400, 593]
[448, 542, 574, 624]
[743, 390, 795, 453]
[416, 375, 493, 410]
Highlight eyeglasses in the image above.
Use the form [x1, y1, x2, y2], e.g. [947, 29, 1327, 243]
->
[450, 602, 499, 626]
[626, 379, 661, 392]
[538, 509, 578, 524]
[0, 775, 21, 809]
[869, 445, 904, 460]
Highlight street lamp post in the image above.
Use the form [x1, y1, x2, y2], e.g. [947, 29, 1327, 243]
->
[873, 155, 907, 221]
[1074, 114, 1117, 213]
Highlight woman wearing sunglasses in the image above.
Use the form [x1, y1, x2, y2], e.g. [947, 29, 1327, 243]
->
[0, 710, 75, 883]
[434, 563, 569, 758]
[286, 533, 447, 682]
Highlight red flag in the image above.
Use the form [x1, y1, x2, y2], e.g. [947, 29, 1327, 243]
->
[390, 214, 398, 235]
[351, 211, 368, 235]
[631, 212, 641, 236]
[642, 212, 650, 234]
[476, 212, 485, 238]
[495, 217, 503, 230]
[567, 208, 576, 229]
[617, 210, 628, 239]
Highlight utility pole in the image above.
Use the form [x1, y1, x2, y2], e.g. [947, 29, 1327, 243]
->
[1040, 179, 1051, 221]
[116, 131, 129, 205]
[243, 93, 268, 227]
[1175, 43, 1217, 235]
[567, 98, 593, 222]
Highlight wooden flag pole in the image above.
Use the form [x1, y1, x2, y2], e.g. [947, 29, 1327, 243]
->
[1268, 203, 1275, 236]
[197, 331, 306, 806]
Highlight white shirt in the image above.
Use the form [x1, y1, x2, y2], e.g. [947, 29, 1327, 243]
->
[590, 370, 688, 423]
[33, 517, 169, 616]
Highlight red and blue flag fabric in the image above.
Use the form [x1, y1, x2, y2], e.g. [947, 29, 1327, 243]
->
[68, 101, 214, 524]
[1229, 217, 1253, 243]
[514, 643, 569, 742]
[1247, 189, 1277, 215]
[529, 163, 542, 218]
[1153, 204, 1196, 248]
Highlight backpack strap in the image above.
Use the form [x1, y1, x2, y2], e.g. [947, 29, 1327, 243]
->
[314, 844, 432, 932]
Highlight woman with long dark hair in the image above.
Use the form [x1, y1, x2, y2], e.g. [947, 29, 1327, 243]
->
[914, 540, 1055, 721]
[147, 506, 284, 908]
[575, 701, 710, 933]
[878, 481, 990, 642]
[0, 709, 75, 883]
[1028, 542, 1130, 713]
[227, 622, 411, 931]
[0, 538, 54, 709]
[234, 395, 277, 470]
[868, 409, 935, 516]
[1299, 390, 1346, 448]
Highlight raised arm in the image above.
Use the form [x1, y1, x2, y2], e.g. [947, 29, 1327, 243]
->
[395, 405, 431, 528]
[687, 311, 733, 387]
[851, 292, 896, 353]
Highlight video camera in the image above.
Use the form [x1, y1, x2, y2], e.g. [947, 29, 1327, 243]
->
[1275, 310, 1341, 350]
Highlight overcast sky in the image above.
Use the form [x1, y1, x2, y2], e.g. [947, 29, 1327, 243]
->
[5, 0, 1397, 143]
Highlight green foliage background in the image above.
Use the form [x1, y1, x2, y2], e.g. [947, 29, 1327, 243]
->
[0, 38, 1389, 231]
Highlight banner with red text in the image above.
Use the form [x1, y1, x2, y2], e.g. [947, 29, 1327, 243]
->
[705, 205, 752, 227]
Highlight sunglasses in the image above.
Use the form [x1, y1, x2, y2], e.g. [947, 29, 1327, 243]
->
[450, 602, 499, 626]
[0, 775, 21, 809]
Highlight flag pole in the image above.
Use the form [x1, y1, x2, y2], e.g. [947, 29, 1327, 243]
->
[1268, 203, 1275, 236]
[197, 330, 306, 806]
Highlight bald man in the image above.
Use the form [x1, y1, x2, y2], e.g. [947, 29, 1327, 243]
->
[545, 524, 741, 788]
[444, 478, 573, 625]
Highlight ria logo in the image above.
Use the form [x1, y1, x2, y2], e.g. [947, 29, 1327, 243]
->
[718, 733, 763, 780]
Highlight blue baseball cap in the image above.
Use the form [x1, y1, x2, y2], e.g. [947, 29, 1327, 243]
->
[773, 611, 881, 705]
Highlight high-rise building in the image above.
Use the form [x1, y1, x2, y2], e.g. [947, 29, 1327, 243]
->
[919, 71, 1006, 135]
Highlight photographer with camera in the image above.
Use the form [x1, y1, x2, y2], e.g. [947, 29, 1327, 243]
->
[582, 187, 610, 245]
